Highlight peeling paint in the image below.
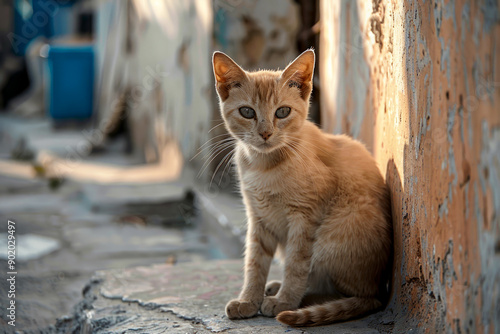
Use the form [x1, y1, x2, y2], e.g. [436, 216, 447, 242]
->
[444, 0, 457, 30]
[439, 37, 451, 82]
[481, 0, 500, 32]
[443, 240, 458, 288]
[473, 17, 482, 46]
[434, 0, 443, 37]
[461, 3, 470, 45]
[438, 197, 449, 218]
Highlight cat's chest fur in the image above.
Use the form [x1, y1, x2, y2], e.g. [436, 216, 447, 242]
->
[236, 148, 320, 241]
[241, 169, 296, 240]
[242, 168, 292, 208]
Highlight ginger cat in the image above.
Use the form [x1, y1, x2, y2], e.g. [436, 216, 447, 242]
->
[212, 49, 392, 327]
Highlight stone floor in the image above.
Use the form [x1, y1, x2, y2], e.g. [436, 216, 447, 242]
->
[56, 260, 395, 334]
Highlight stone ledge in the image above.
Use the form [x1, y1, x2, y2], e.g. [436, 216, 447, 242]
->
[57, 260, 395, 333]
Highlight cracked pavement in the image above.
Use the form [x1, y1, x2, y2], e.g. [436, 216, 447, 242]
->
[56, 260, 393, 334]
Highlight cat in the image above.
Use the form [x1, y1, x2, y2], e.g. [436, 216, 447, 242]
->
[212, 49, 392, 327]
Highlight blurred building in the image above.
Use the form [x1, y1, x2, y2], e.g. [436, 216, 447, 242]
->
[94, 0, 213, 164]
[93, 0, 306, 176]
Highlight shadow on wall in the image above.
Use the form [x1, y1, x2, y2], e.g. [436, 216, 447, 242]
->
[384, 158, 400, 306]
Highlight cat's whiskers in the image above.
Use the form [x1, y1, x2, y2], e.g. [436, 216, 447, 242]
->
[191, 137, 235, 162]
[201, 135, 239, 152]
[198, 134, 230, 154]
[200, 141, 236, 165]
[208, 122, 226, 134]
[191, 132, 246, 162]
[196, 131, 245, 179]
[197, 140, 236, 178]
[219, 149, 237, 186]
[210, 147, 236, 187]
[198, 147, 233, 180]
[198, 133, 235, 149]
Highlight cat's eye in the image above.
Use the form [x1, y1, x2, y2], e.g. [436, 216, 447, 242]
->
[275, 107, 291, 119]
[239, 107, 255, 119]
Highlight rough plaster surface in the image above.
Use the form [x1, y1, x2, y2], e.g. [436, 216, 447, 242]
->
[320, 0, 500, 332]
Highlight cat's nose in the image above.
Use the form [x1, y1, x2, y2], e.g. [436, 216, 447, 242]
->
[260, 131, 273, 141]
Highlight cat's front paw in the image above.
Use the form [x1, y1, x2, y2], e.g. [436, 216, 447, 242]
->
[260, 296, 297, 317]
[225, 299, 260, 319]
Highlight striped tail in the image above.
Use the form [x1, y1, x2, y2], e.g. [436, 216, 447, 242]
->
[276, 297, 382, 327]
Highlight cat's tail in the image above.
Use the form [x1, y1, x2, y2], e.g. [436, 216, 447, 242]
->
[276, 297, 382, 327]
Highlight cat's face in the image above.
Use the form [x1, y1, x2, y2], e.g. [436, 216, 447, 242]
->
[213, 50, 315, 153]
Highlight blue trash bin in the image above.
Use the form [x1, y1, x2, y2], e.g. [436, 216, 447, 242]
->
[45, 44, 94, 120]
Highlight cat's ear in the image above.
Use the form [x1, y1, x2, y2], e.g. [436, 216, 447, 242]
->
[281, 49, 315, 100]
[213, 51, 246, 101]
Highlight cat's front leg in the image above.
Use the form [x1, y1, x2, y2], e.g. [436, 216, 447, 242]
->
[226, 217, 277, 319]
[261, 216, 312, 317]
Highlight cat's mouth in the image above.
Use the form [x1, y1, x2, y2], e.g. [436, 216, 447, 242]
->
[242, 135, 282, 153]
[252, 141, 280, 153]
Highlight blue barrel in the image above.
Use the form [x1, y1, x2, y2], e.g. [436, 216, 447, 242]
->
[46, 44, 94, 120]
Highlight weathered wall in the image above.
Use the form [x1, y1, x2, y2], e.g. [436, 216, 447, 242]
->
[95, 0, 213, 163]
[321, 0, 500, 332]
